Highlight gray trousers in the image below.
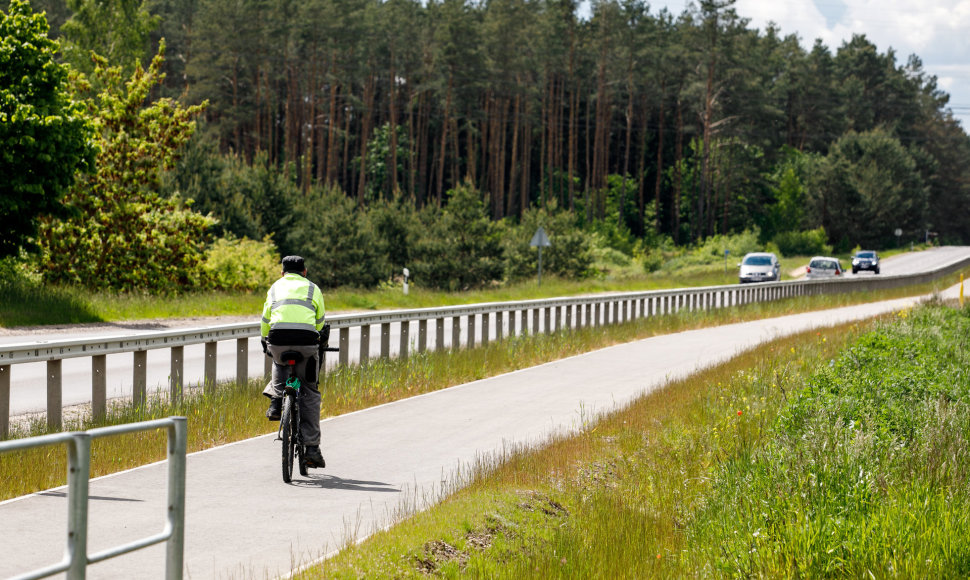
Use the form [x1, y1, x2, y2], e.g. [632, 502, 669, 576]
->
[262, 344, 322, 446]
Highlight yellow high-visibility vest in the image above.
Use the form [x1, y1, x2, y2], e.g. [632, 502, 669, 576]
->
[260, 273, 326, 337]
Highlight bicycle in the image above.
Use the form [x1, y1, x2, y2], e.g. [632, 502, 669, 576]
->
[273, 338, 338, 483]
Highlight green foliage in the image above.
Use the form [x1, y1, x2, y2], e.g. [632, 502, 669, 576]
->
[0, 0, 96, 257]
[203, 235, 278, 291]
[809, 129, 927, 249]
[37, 42, 214, 292]
[367, 197, 415, 277]
[283, 186, 387, 288]
[661, 229, 762, 270]
[162, 141, 301, 244]
[0, 256, 101, 326]
[59, 0, 159, 78]
[502, 202, 594, 282]
[685, 305, 970, 576]
[772, 227, 832, 257]
[408, 181, 504, 290]
[358, 123, 411, 202]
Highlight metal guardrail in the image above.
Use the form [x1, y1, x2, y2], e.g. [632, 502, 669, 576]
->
[0, 416, 187, 579]
[1, 251, 969, 437]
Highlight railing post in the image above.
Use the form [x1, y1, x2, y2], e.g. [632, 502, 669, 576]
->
[418, 319, 428, 353]
[436, 318, 445, 351]
[481, 313, 490, 346]
[544, 307, 552, 334]
[48, 359, 62, 430]
[166, 417, 188, 580]
[0, 364, 9, 438]
[67, 432, 92, 578]
[451, 317, 461, 352]
[339, 327, 350, 366]
[399, 321, 410, 360]
[532, 308, 540, 335]
[203, 343, 216, 395]
[170, 347, 183, 404]
[508, 310, 517, 337]
[236, 338, 248, 388]
[127, 352, 148, 404]
[380, 322, 391, 359]
[91, 355, 107, 419]
[359, 325, 371, 365]
[521, 309, 530, 336]
[467, 315, 476, 348]
[565, 304, 573, 329]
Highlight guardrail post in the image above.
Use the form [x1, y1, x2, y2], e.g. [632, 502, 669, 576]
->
[338, 328, 349, 366]
[360, 325, 371, 365]
[565, 305, 573, 329]
[521, 309, 530, 336]
[48, 359, 62, 430]
[436, 318, 445, 351]
[481, 313, 490, 346]
[508, 310, 517, 337]
[167, 417, 188, 580]
[67, 432, 92, 578]
[170, 347, 184, 403]
[203, 343, 216, 394]
[543, 307, 551, 334]
[92, 355, 107, 419]
[452, 317, 461, 351]
[399, 321, 410, 360]
[532, 308, 539, 335]
[380, 323, 391, 359]
[1, 365, 9, 438]
[467, 315, 476, 348]
[134, 350, 148, 405]
[418, 320, 428, 353]
[496, 312, 505, 340]
[236, 338, 248, 388]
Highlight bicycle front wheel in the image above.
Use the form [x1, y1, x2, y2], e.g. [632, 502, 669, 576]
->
[281, 394, 296, 483]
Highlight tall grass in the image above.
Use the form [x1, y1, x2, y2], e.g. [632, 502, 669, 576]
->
[311, 302, 970, 578]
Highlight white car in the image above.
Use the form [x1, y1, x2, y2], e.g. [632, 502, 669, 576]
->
[805, 256, 844, 279]
[738, 252, 780, 284]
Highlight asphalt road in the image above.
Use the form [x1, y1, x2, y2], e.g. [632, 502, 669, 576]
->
[2, 246, 968, 419]
[1, 282, 963, 579]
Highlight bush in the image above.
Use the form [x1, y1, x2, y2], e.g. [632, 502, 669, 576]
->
[408, 181, 504, 290]
[204, 235, 279, 291]
[661, 229, 762, 271]
[772, 227, 832, 256]
[283, 186, 387, 288]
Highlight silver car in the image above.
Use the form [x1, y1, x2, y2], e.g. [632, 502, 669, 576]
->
[805, 256, 844, 279]
[738, 252, 780, 283]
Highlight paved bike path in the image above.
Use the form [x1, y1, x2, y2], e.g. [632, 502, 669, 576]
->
[0, 288, 959, 578]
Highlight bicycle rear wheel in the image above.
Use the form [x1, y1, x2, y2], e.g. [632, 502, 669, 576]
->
[281, 394, 295, 482]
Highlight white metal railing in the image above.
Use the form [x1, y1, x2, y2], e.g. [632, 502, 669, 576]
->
[1, 251, 969, 437]
[0, 416, 187, 579]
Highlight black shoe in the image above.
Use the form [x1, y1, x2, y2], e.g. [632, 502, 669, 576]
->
[266, 398, 282, 421]
[304, 445, 325, 468]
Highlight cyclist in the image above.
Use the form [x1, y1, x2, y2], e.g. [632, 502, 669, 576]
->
[260, 255, 327, 468]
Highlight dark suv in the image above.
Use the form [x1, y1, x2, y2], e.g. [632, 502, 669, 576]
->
[851, 250, 880, 274]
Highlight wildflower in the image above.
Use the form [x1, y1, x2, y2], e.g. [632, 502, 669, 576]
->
[790, 347, 795, 353]
[738, 410, 743, 416]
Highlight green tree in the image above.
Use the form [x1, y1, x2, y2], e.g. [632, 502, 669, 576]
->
[0, 0, 96, 258]
[409, 181, 503, 290]
[38, 42, 213, 291]
[283, 186, 387, 289]
[60, 0, 159, 77]
[808, 129, 926, 249]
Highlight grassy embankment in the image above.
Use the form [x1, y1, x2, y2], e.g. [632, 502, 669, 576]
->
[0, 248, 919, 327]
[2, 269, 963, 502]
[307, 301, 970, 578]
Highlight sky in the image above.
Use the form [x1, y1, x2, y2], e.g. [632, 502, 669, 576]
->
[651, 0, 970, 129]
